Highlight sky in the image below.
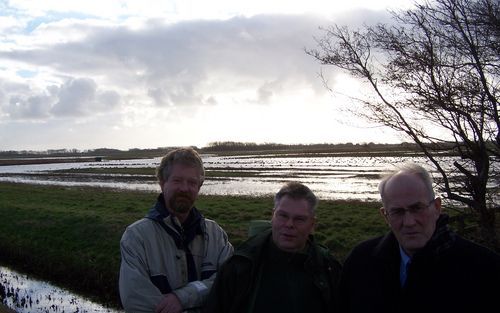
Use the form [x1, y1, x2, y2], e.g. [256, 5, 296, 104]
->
[0, 0, 416, 151]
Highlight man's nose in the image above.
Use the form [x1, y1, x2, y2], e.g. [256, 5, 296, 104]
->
[402, 210, 417, 225]
[285, 217, 295, 227]
[178, 180, 190, 191]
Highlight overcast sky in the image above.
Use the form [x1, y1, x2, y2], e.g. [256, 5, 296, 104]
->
[0, 0, 415, 151]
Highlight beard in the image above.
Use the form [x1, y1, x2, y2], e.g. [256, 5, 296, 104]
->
[168, 192, 195, 214]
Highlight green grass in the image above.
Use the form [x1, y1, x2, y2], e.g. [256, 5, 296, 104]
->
[0, 182, 390, 308]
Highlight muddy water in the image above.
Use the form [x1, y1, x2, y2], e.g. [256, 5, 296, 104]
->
[0, 266, 123, 313]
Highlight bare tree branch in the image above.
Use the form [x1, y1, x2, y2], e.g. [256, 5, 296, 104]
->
[306, 0, 499, 248]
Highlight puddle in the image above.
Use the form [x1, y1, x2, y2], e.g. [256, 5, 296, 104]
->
[0, 266, 123, 313]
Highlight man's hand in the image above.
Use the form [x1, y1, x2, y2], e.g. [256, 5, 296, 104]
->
[155, 293, 183, 313]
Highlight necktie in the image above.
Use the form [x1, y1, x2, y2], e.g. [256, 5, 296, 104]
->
[401, 261, 410, 286]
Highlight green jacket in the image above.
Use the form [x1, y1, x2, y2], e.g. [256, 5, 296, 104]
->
[204, 229, 342, 313]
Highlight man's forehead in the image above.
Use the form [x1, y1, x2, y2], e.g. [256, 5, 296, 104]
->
[385, 173, 428, 196]
[275, 206, 309, 214]
[275, 201, 312, 216]
[170, 163, 200, 174]
[387, 200, 427, 209]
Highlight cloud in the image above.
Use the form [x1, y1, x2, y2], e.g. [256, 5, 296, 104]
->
[51, 77, 121, 116]
[0, 77, 120, 120]
[7, 93, 53, 119]
[0, 10, 393, 115]
[1, 13, 345, 112]
[0, 4, 401, 150]
[3, 0, 411, 22]
[0, 15, 25, 33]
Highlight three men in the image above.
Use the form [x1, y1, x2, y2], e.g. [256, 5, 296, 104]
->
[120, 154, 499, 313]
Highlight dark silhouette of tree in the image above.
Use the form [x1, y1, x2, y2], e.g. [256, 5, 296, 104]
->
[307, 0, 499, 248]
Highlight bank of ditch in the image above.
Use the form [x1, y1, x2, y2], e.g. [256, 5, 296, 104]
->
[0, 182, 391, 309]
[0, 303, 15, 313]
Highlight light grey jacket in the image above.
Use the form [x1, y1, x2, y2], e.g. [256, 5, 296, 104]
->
[119, 201, 233, 313]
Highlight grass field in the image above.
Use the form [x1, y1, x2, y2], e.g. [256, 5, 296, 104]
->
[0, 181, 470, 309]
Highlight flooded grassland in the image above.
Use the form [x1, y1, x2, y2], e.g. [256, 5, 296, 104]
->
[0, 153, 474, 312]
[0, 153, 448, 201]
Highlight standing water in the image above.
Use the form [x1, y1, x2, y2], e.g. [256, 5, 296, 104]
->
[0, 154, 489, 311]
[0, 266, 123, 313]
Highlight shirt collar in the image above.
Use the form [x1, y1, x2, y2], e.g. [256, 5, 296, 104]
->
[399, 245, 411, 265]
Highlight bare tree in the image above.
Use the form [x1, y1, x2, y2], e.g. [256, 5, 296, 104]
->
[307, 0, 499, 249]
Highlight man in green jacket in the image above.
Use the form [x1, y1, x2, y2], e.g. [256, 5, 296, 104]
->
[204, 181, 342, 313]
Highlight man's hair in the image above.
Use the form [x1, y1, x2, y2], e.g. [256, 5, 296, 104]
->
[378, 163, 435, 205]
[156, 147, 205, 185]
[274, 181, 318, 215]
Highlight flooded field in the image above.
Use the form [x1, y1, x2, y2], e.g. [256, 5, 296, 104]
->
[0, 266, 122, 313]
[0, 154, 451, 201]
[0, 153, 470, 312]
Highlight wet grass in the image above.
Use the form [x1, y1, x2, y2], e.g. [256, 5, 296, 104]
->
[2, 149, 493, 310]
[0, 182, 388, 309]
[0, 181, 481, 310]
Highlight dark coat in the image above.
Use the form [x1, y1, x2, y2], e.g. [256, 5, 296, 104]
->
[339, 215, 500, 313]
[204, 229, 342, 313]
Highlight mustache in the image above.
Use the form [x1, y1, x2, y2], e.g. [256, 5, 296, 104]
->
[173, 192, 193, 200]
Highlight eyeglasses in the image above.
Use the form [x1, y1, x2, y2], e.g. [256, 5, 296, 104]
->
[274, 210, 312, 226]
[384, 199, 435, 220]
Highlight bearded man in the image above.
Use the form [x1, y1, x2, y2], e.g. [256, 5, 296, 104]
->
[119, 147, 233, 313]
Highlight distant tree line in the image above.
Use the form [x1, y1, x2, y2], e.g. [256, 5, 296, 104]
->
[201, 141, 458, 154]
[0, 141, 466, 158]
[0, 147, 182, 159]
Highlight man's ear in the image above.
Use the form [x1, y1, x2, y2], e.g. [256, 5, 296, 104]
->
[433, 197, 442, 214]
[379, 207, 390, 224]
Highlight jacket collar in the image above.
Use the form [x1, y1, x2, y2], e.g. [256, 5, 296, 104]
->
[372, 214, 456, 261]
[147, 193, 202, 220]
[235, 228, 320, 262]
[146, 193, 204, 237]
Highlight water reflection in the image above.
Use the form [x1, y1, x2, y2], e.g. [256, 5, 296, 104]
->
[0, 154, 495, 311]
[0, 266, 122, 313]
[0, 154, 447, 201]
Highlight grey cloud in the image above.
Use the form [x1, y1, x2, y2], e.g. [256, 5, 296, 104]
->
[204, 96, 217, 105]
[51, 78, 97, 116]
[51, 77, 121, 116]
[147, 71, 206, 107]
[6, 94, 52, 119]
[0, 77, 121, 120]
[256, 80, 282, 104]
[0, 10, 392, 112]
[96, 90, 120, 109]
[0, 79, 52, 119]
